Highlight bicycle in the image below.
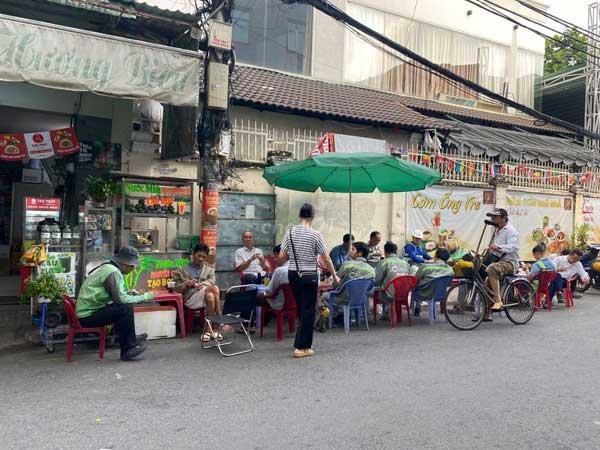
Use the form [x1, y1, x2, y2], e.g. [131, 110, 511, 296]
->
[444, 221, 536, 331]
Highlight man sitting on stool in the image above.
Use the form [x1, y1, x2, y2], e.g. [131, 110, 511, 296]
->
[76, 246, 153, 361]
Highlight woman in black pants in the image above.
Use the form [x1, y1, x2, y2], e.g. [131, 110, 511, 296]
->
[279, 203, 338, 358]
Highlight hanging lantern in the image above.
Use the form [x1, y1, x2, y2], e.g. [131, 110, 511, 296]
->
[422, 153, 431, 165]
[447, 159, 454, 171]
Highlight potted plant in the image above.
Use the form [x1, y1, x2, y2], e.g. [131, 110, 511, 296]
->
[22, 273, 67, 305]
[85, 175, 119, 207]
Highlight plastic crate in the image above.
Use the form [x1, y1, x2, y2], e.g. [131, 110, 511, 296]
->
[176, 235, 200, 251]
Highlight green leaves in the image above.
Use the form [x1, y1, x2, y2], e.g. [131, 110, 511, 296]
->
[22, 273, 66, 304]
[545, 28, 587, 76]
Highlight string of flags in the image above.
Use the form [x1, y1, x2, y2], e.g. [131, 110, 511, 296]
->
[401, 150, 596, 186]
[0, 127, 80, 162]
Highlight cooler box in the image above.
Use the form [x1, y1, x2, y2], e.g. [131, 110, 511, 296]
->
[134, 305, 177, 339]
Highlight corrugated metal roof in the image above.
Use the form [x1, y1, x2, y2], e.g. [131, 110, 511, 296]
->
[446, 118, 593, 166]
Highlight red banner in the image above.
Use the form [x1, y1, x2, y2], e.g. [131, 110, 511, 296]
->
[51, 128, 80, 156]
[25, 197, 61, 211]
[0, 128, 80, 161]
[0, 133, 27, 161]
[200, 187, 219, 265]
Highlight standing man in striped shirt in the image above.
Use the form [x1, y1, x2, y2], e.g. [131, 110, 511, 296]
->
[279, 203, 338, 359]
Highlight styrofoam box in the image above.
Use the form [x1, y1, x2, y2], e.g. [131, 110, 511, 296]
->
[134, 305, 177, 340]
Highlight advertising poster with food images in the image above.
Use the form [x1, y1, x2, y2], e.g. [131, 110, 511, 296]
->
[582, 197, 600, 243]
[506, 191, 573, 256]
[406, 186, 495, 259]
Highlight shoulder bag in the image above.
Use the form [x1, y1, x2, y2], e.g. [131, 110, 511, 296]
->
[288, 226, 319, 284]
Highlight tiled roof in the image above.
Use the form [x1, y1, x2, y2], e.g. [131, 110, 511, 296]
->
[229, 65, 453, 132]
[399, 96, 571, 135]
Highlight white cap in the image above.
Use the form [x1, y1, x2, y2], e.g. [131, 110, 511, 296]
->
[413, 229, 424, 239]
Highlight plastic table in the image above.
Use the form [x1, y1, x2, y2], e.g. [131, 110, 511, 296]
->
[153, 292, 186, 338]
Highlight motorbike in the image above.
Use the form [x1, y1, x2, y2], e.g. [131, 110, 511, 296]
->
[575, 245, 600, 293]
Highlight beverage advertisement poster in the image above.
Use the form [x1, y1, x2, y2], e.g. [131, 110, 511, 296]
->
[506, 191, 573, 256]
[406, 186, 494, 259]
[582, 197, 600, 243]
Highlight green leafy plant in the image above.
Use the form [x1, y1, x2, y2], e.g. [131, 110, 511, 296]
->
[22, 274, 66, 304]
[85, 175, 120, 203]
[574, 223, 591, 251]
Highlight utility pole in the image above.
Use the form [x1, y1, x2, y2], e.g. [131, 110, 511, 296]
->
[585, 2, 600, 152]
[198, 0, 234, 266]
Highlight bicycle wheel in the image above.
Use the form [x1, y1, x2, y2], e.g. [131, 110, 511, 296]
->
[444, 281, 485, 330]
[504, 279, 535, 325]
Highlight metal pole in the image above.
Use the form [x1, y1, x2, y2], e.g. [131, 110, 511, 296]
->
[349, 166, 352, 244]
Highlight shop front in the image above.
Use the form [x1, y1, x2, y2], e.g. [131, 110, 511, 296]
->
[0, 13, 201, 307]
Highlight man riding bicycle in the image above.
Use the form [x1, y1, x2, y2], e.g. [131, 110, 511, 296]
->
[484, 208, 520, 320]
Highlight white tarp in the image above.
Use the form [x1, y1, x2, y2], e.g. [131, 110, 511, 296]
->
[506, 191, 574, 256]
[406, 186, 495, 259]
[0, 15, 201, 107]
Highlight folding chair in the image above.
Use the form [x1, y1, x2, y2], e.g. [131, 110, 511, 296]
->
[201, 285, 258, 357]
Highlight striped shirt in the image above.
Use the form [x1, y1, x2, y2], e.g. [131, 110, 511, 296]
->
[282, 226, 326, 272]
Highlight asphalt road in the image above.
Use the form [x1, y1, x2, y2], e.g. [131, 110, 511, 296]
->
[2, 292, 600, 450]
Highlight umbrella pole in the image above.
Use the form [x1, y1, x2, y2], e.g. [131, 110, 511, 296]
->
[349, 167, 352, 245]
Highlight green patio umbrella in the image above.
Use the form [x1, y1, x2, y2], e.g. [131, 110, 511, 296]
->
[263, 152, 441, 238]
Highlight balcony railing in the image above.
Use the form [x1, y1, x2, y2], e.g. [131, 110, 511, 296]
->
[229, 118, 594, 194]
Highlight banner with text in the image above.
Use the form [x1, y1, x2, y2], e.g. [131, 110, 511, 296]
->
[582, 197, 600, 243]
[506, 191, 573, 256]
[406, 186, 495, 259]
[0, 16, 201, 107]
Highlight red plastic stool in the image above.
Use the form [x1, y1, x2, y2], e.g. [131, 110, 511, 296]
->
[533, 271, 557, 311]
[184, 306, 206, 334]
[62, 295, 106, 362]
[373, 275, 418, 327]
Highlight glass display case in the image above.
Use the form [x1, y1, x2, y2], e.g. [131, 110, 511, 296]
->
[81, 204, 116, 275]
[119, 177, 194, 292]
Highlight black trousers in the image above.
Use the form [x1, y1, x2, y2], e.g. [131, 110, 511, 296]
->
[79, 303, 136, 354]
[289, 270, 318, 350]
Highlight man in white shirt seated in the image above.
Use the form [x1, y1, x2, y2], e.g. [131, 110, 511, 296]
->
[264, 245, 290, 310]
[234, 230, 268, 284]
[548, 249, 590, 303]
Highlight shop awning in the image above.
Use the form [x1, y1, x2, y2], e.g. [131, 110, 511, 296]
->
[445, 117, 594, 166]
[0, 14, 201, 107]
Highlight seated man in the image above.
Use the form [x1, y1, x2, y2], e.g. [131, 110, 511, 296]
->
[526, 244, 556, 283]
[321, 241, 375, 313]
[404, 230, 432, 265]
[414, 248, 453, 317]
[76, 246, 153, 361]
[173, 243, 225, 341]
[548, 249, 590, 303]
[366, 231, 383, 266]
[375, 241, 411, 304]
[330, 233, 354, 271]
[264, 244, 289, 311]
[234, 230, 267, 284]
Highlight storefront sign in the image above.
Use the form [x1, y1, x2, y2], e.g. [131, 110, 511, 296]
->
[406, 186, 493, 259]
[25, 197, 61, 211]
[39, 252, 77, 275]
[123, 254, 190, 291]
[201, 188, 219, 265]
[0, 16, 201, 107]
[506, 191, 573, 255]
[24, 131, 53, 158]
[125, 183, 192, 198]
[22, 168, 43, 184]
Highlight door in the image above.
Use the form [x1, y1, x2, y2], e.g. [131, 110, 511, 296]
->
[216, 192, 276, 288]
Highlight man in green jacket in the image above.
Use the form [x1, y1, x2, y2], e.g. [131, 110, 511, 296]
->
[375, 241, 411, 303]
[77, 246, 154, 361]
[327, 241, 375, 307]
[414, 248, 454, 316]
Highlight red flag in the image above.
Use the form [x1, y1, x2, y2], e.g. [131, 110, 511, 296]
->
[51, 127, 80, 156]
[0, 133, 27, 161]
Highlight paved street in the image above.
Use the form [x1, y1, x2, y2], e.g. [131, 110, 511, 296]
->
[2, 293, 600, 450]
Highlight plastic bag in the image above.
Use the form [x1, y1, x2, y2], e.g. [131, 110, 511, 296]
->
[20, 243, 48, 266]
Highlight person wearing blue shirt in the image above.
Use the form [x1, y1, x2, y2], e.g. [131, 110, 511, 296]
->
[527, 244, 556, 280]
[329, 233, 354, 270]
[404, 230, 432, 264]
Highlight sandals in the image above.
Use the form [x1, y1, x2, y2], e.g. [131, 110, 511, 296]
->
[201, 332, 224, 342]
